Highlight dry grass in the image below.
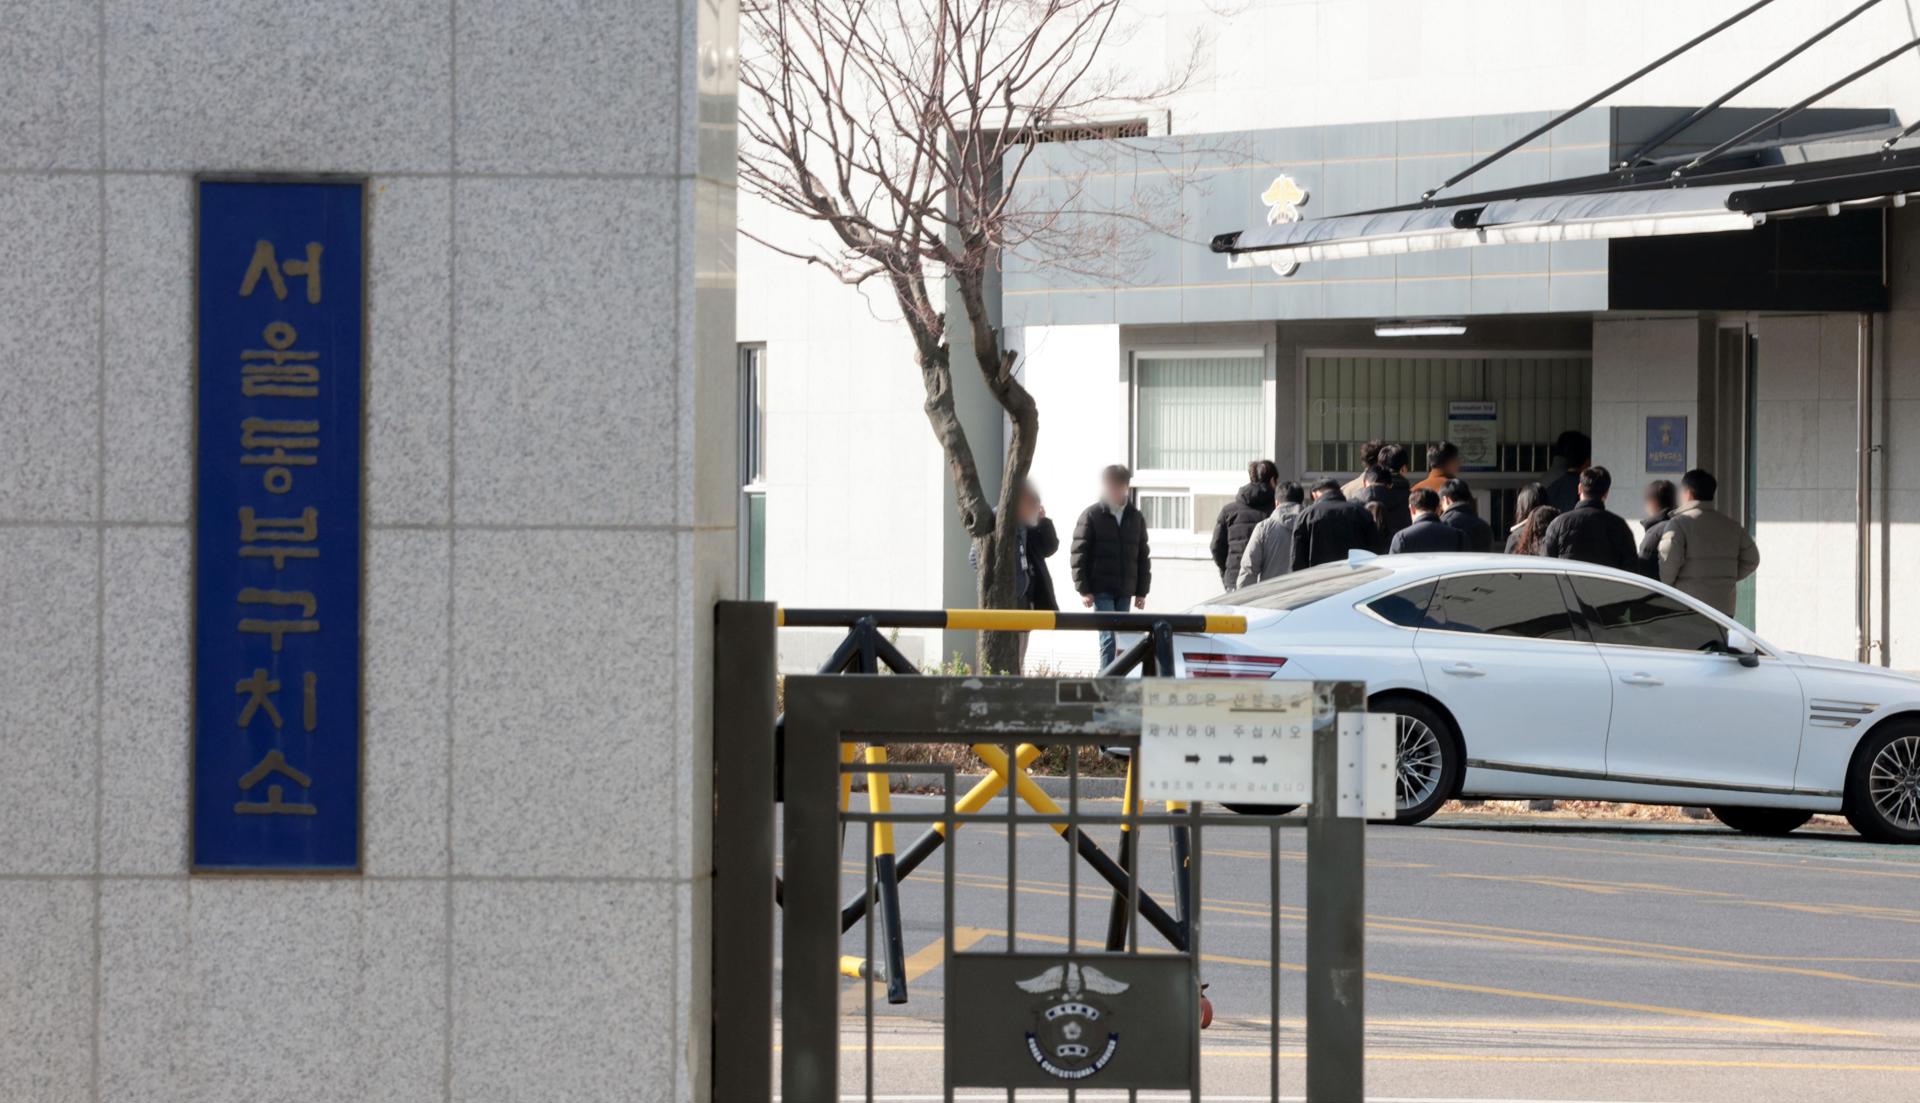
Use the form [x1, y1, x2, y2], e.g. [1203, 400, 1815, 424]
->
[777, 655, 1129, 778]
[880, 740, 1129, 778]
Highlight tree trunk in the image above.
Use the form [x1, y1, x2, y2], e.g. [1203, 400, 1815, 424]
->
[952, 268, 1040, 675]
[975, 527, 1022, 674]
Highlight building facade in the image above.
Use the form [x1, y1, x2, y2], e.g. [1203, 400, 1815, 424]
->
[738, 0, 1920, 674]
[1, 2, 735, 1101]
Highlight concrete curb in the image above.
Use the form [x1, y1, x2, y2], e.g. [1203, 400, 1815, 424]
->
[852, 770, 1127, 798]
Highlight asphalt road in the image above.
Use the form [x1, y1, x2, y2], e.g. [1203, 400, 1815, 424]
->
[797, 797, 1920, 1102]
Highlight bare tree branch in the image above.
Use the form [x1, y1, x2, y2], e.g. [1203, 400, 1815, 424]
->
[739, 0, 1201, 669]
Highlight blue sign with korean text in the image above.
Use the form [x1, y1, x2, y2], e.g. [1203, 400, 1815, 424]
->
[1645, 415, 1688, 475]
[193, 180, 364, 871]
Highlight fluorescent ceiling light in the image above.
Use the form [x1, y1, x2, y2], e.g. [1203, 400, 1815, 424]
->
[1375, 319, 1466, 337]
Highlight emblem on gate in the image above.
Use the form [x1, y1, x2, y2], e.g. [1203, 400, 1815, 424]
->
[1260, 174, 1310, 276]
[1014, 962, 1131, 1080]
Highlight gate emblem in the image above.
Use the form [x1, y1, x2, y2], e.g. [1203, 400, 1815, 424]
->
[1260, 174, 1310, 276]
[1014, 962, 1131, 1080]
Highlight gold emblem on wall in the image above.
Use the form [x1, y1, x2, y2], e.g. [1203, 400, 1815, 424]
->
[1261, 174, 1310, 277]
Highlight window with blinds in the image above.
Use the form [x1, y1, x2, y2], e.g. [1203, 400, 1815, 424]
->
[1134, 355, 1264, 472]
[1303, 354, 1590, 474]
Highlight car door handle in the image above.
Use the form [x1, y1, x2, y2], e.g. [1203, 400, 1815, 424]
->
[1618, 672, 1663, 687]
[1440, 663, 1485, 678]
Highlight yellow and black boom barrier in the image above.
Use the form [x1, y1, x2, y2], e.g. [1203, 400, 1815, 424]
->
[776, 607, 1247, 635]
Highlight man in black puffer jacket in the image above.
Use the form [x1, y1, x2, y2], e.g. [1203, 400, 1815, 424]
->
[1209, 459, 1278, 589]
[1290, 479, 1381, 570]
[1072, 464, 1153, 669]
[1541, 466, 1638, 571]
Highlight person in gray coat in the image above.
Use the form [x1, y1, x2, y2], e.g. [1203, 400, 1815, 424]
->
[1237, 482, 1305, 588]
[1657, 469, 1759, 616]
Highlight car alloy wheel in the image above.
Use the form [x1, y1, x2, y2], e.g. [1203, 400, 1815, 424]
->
[1395, 714, 1444, 812]
[1868, 733, 1920, 832]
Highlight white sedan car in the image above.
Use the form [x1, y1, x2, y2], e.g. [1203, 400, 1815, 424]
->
[1174, 552, 1920, 843]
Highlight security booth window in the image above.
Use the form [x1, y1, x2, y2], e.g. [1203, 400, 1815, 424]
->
[1425, 571, 1579, 640]
[739, 344, 767, 601]
[1136, 355, 1264, 470]
[1302, 352, 1591, 539]
[1568, 575, 1728, 654]
[1131, 351, 1269, 548]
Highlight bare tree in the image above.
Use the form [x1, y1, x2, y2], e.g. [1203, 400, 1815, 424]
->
[740, 0, 1197, 672]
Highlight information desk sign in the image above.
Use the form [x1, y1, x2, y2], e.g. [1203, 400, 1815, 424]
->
[1138, 680, 1316, 804]
[191, 179, 365, 872]
[1138, 679, 1396, 818]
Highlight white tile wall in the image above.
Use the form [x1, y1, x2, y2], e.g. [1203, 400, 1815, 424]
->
[1, 0, 734, 1099]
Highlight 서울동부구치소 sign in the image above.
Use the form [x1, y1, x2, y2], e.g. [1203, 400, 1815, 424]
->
[192, 179, 365, 871]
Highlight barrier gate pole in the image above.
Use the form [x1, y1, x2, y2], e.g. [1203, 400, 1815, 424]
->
[711, 602, 777, 1103]
[1306, 689, 1366, 1102]
[782, 694, 843, 1102]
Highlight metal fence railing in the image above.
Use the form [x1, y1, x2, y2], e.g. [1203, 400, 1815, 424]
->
[712, 601, 1376, 1102]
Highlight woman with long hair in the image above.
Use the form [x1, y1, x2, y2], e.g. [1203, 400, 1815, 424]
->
[1511, 504, 1560, 556]
[1504, 481, 1545, 553]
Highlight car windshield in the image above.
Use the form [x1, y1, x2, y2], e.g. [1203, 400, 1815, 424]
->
[1207, 564, 1391, 610]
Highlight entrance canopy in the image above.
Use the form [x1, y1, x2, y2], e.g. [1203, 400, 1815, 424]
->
[1214, 151, 1920, 271]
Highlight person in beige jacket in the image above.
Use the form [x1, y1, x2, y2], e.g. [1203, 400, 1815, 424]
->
[1656, 468, 1759, 616]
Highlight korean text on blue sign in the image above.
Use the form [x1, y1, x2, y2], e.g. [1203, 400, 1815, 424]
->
[1645, 415, 1688, 475]
[193, 180, 364, 872]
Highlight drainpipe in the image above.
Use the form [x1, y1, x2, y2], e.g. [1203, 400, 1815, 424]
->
[1855, 312, 1873, 664]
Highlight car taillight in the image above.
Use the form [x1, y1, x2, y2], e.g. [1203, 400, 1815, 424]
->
[1183, 652, 1288, 679]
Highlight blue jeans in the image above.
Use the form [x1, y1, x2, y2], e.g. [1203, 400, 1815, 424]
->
[1092, 592, 1124, 670]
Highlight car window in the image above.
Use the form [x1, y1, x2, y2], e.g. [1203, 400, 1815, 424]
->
[1211, 563, 1392, 610]
[1426, 572, 1577, 640]
[1567, 575, 1727, 653]
[1366, 581, 1436, 628]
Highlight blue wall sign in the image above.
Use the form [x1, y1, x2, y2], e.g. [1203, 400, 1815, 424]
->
[193, 180, 365, 872]
[1645, 415, 1688, 475]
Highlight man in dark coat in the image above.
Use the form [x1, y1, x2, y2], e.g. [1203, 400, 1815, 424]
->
[1209, 459, 1278, 590]
[1540, 465, 1638, 571]
[1350, 460, 1410, 550]
[1290, 479, 1381, 570]
[1544, 430, 1592, 514]
[1636, 478, 1677, 578]
[1389, 488, 1467, 553]
[1439, 478, 1495, 553]
[1379, 443, 1414, 530]
[1071, 464, 1152, 669]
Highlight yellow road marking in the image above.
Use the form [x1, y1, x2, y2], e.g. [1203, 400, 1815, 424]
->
[1433, 868, 1920, 928]
[1440, 872, 1735, 897]
[897, 867, 1920, 979]
[1428, 832, 1920, 881]
[822, 1045, 1920, 1072]
[1000, 928, 1870, 1037]
[839, 928, 991, 1012]
[1234, 1016, 1824, 1035]
[1328, 907, 1920, 966]
[875, 864, 1920, 968]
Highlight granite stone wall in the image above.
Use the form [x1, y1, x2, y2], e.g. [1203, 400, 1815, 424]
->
[0, 0, 736, 1099]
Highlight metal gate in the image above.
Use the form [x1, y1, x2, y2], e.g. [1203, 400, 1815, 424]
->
[713, 601, 1379, 1102]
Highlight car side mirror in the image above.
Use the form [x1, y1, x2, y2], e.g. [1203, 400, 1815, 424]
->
[1726, 629, 1761, 668]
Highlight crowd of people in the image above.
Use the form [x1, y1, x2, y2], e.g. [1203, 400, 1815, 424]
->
[978, 430, 1762, 673]
[1191, 429, 1759, 618]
